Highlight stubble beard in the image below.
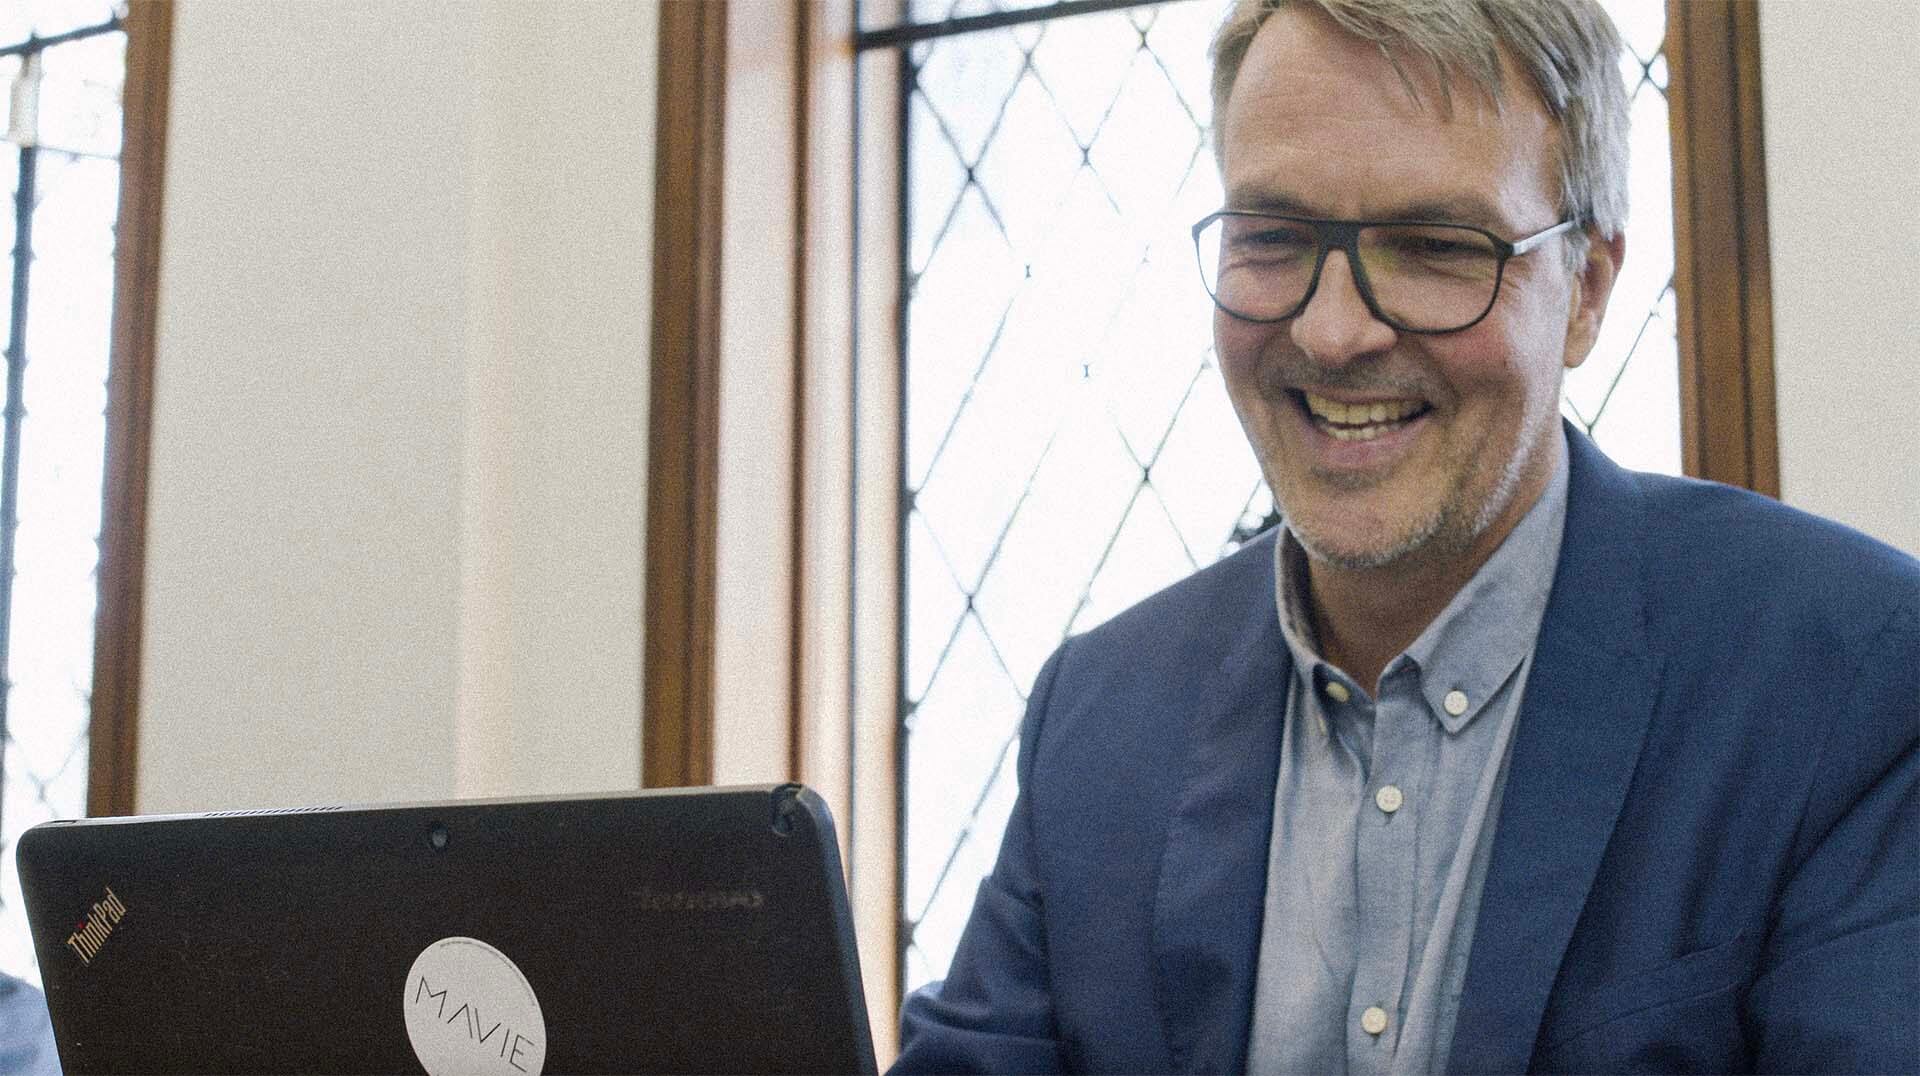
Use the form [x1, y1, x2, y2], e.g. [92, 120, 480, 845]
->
[1277, 388, 1555, 574]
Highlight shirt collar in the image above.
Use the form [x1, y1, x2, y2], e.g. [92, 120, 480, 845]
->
[1272, 430, 1571, 733]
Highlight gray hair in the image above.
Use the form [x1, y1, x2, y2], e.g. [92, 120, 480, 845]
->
[1209, 0, 1631, 260]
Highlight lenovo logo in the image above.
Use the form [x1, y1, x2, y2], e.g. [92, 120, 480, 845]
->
[65, 886, 127, 965]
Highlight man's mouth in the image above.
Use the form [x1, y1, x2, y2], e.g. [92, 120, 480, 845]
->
[1295, 390, 1431, 442]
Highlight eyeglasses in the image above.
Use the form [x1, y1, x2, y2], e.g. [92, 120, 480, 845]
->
[1191, 210, 1576, 334]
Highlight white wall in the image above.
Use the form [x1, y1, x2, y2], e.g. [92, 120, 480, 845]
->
[711, 3, 800, 787]
[1760, 1, 1920, 556]
[454, 2, 656, 802]
[137, 2, 657, 812]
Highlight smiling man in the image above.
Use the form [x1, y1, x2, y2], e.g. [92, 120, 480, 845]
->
[891, 2, 1920, 1074]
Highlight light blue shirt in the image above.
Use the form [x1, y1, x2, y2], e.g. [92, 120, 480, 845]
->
[0, 971, 59, 1074]
[1247, 443, 1569, 1075]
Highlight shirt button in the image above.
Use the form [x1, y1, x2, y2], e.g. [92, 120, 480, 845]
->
[1375, 785, 1403, 814]
[1324, 680, 1351, 703]
[1443, 689, 1469, 716]
[1361, 1006, 1389, 1035]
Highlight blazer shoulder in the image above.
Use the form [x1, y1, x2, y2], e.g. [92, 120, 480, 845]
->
[1628, 471, 1920, 630]
[1018, 531, 1280, 772]
[1062, 529, 1278, 675]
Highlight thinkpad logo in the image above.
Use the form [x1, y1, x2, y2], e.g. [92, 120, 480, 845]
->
[65, 886, 127, 965]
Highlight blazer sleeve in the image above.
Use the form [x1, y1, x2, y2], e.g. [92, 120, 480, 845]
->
[890, 647, 1069, 1075]
[1745, 605, 1920, 1072]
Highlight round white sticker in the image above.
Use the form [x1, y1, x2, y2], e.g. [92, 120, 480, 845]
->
[403, 937, 547, 1076]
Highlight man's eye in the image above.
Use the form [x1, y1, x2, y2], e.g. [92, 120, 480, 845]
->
[1381, 231, 1488, 260]
[1401, 237, 1473, 257]
[1237, 228, 1313, 251]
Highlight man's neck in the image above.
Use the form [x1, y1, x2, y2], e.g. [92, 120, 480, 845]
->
[1306, 546, 1485, 694]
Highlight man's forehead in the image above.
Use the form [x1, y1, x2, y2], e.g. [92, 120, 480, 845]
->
[1225, 7, 1516, 142]
[1218, 6, 1558, 225]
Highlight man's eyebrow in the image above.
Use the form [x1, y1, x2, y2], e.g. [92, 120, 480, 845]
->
[1225, 190, 1321, 216]
[1385, 197, 1510, 229]
[1222, 189, 1512, 230]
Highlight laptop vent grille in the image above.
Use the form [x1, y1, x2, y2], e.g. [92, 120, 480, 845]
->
[203, 805, 347, 818]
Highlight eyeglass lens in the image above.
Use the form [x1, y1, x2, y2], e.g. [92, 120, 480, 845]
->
[1197, 215, 1503, 331]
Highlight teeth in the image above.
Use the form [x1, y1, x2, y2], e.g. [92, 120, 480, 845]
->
[1328, 423, 1390, 442]
[1303, 392, 1422, 427]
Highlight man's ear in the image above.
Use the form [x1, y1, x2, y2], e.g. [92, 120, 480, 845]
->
[1563, 228, 1626, 370]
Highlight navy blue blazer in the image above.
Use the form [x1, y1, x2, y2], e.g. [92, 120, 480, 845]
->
[895, 427, 1920, 1073]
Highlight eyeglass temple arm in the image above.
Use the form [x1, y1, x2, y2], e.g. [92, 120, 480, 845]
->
[1507, 219, 1579, 256]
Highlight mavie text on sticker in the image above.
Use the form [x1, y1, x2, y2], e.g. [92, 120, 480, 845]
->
[413, 975, 541, 1073]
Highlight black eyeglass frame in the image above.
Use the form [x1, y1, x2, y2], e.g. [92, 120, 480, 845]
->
[1191, 210, 1578, 334]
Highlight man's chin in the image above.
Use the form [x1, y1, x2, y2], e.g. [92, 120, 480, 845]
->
[1288, 512, 1445, 573]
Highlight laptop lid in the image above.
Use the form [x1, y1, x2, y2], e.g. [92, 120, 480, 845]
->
[18, 783, 875, 1075]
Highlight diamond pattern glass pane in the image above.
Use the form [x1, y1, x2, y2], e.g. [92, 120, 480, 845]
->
[1563, 0, 1680, 474]
[34, 28, 126, 157]
[0, 13, 127, 987]
[893, 0, 1682, 994]
[900, 0, 1238, 993]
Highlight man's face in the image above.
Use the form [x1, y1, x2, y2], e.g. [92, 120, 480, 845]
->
[1214, 8, 1614, 573]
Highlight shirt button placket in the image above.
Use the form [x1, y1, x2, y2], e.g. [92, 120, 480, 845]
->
[1350, 682, 1417, 1073]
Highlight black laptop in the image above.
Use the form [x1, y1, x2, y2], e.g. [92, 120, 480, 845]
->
[18, 783, 875, 1074]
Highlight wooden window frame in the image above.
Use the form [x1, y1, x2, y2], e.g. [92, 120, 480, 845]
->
[87, 0, 173, 818]
[1666, 0, 1778, 496]
[642, 0, 729, 790]
[640, 0, 902, 1047]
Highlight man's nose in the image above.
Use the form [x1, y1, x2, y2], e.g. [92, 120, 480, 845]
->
[1289, 249, 1397, 362]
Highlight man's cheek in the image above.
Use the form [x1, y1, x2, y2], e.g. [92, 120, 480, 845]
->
[1213, 309, 1273, 362]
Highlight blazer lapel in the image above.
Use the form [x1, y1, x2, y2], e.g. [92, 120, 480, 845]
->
[1449, 428, 1662, 1074]
[1152, 541, 1290, 1074]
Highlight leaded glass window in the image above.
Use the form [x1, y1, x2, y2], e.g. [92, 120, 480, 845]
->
[864, 0, 1679, 995]
[1565, 0, 1678, 471]
[0, 0, 126, 986]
